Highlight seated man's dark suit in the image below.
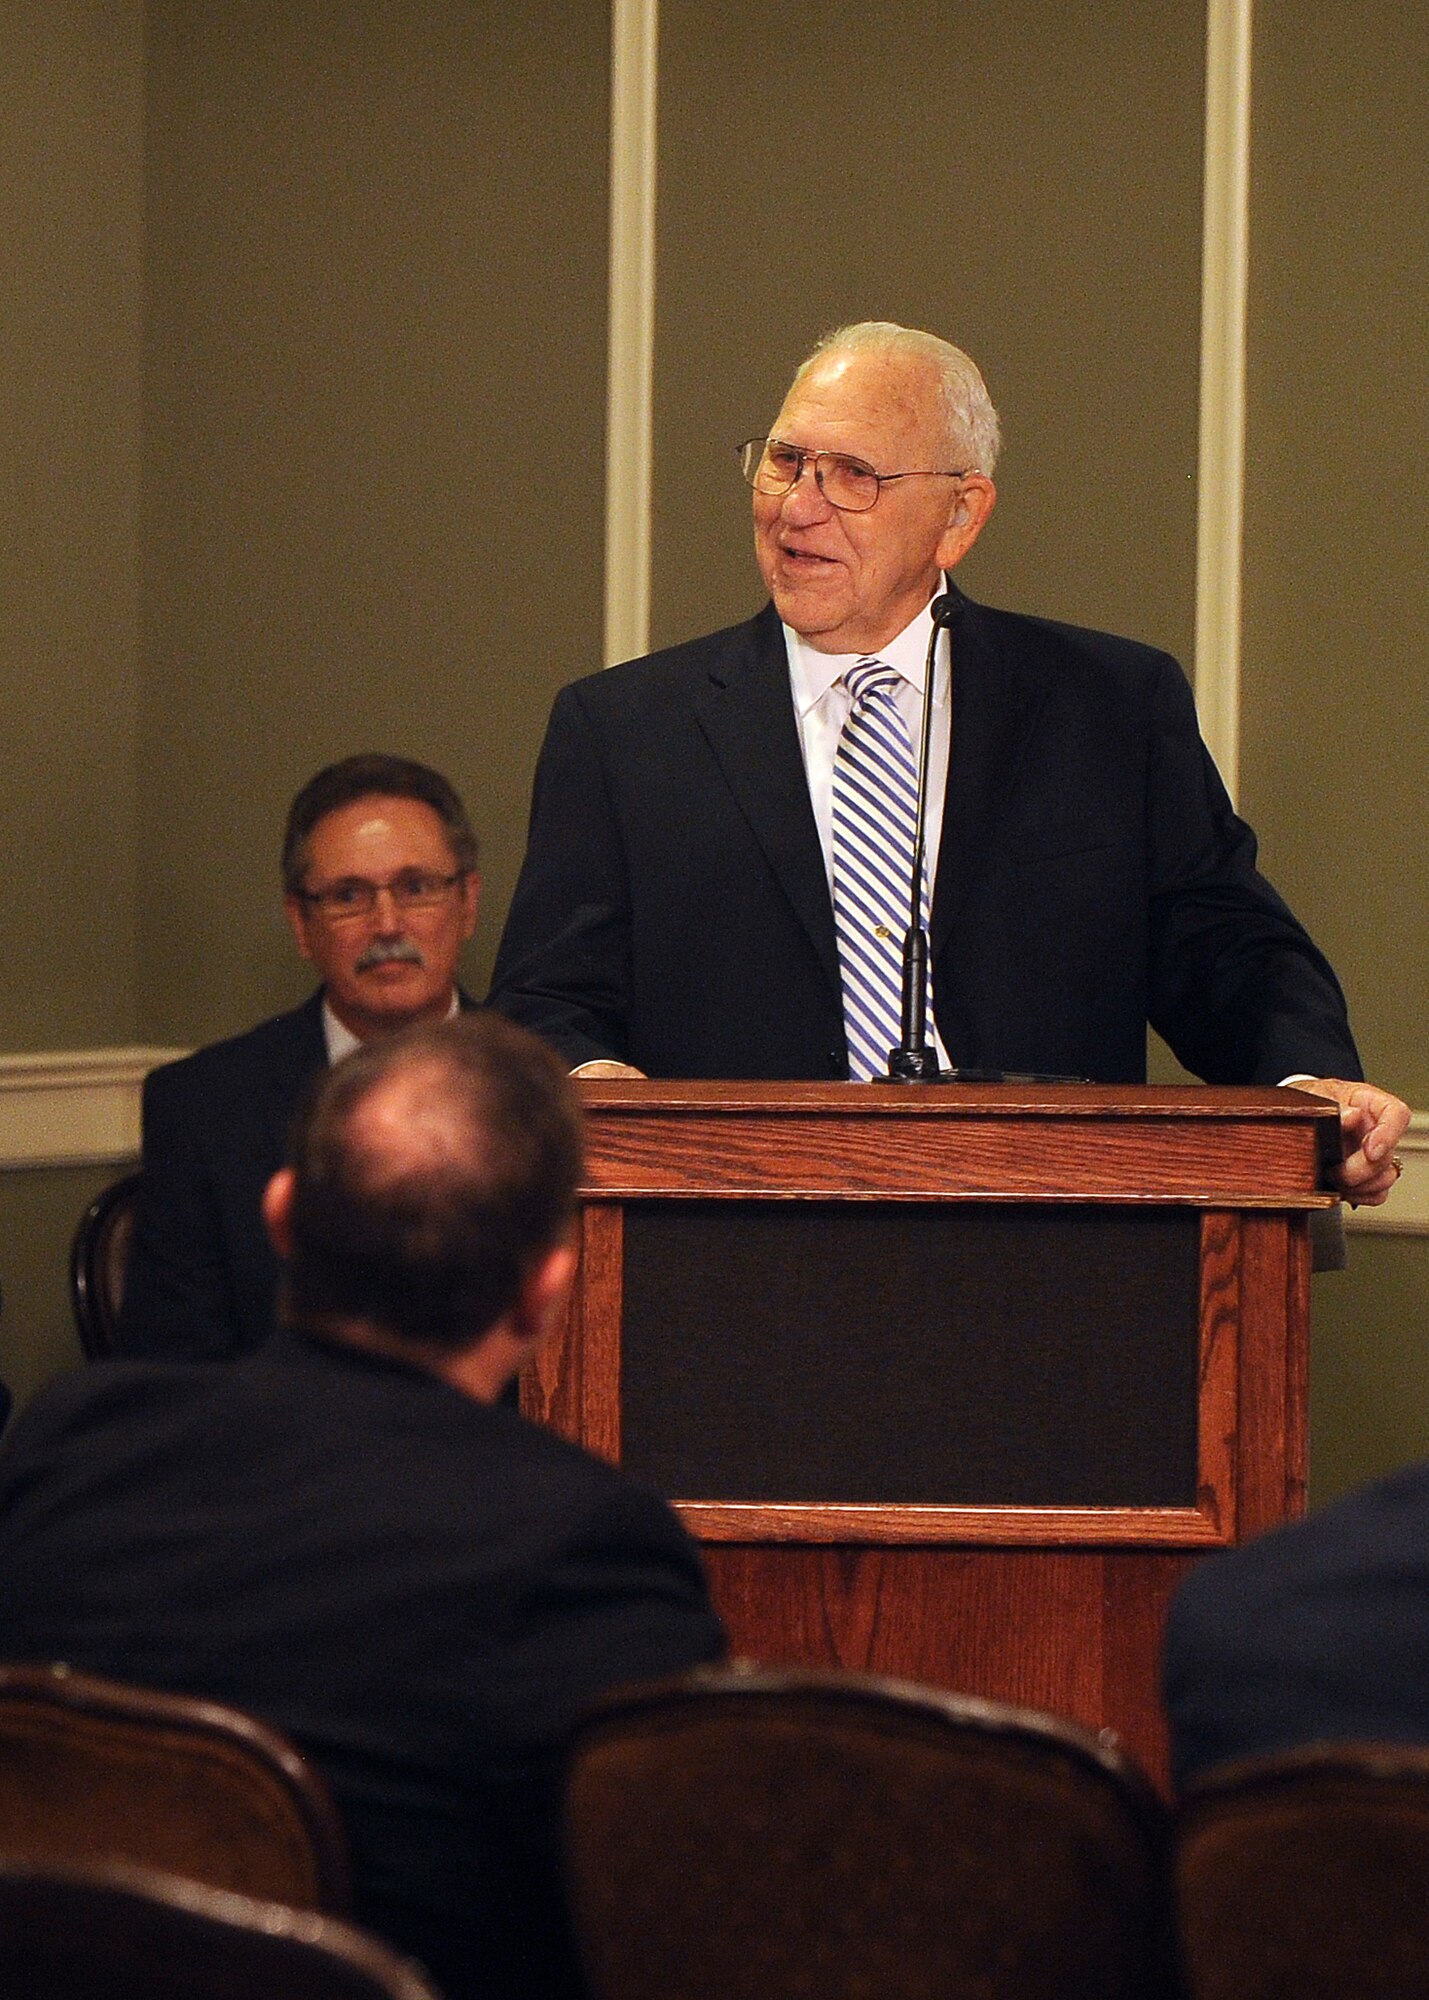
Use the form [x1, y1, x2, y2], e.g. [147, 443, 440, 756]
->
[118, 990, 474, 1360]
[0, 1331, 726, 1999]
[1164, 1462, 1429, 1791]
[490, 588, 1361, 1085]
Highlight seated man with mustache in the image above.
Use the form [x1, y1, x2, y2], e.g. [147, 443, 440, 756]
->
[117, 753, 481, 1359]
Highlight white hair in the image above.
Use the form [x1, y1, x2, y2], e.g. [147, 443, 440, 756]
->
[796, 320, 1002, 475]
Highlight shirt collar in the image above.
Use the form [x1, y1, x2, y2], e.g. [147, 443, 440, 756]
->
[322, 989, 461, 1066]
[784, 594, 942, 718]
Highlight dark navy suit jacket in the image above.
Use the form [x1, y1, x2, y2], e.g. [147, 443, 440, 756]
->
[118, 992, 328, 1359]
[1165, 1460, 1429, 1789]
[489, 588, 1360, 1085]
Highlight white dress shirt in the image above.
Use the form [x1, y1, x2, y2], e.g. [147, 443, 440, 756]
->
[783, 597, 951, 1067]
[322, 990, 461, 1066]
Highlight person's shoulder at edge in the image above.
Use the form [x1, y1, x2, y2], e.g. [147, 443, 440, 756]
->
[155, 986, 480, 1072]
[550, 590, 1184, 743]
[1, 1331, 700, 1560]
[953, 586, 1189, 684]
[1175, 1457, 1429, 1621]
[1164, 1461, 1429, 1784]
[0, 1349, 206, 1472]
[250, 1327, 697, 1505]
[142, 992, 327, 1094]
[554, 606, 782, 706]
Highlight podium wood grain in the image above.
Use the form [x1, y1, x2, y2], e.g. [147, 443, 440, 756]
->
[524, 1082, 1336, 1788]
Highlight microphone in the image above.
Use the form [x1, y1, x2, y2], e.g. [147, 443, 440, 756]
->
[886, 594, 958, 1081]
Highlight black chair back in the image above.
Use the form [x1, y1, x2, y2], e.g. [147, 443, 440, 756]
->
[69, 1169, 141, 1358]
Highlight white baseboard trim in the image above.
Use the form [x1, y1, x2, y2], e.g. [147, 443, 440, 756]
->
[1344, 1112, 1429, 1237]
[0, 1048, 187, 1170]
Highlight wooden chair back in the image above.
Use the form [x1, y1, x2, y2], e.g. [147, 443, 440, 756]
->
[564, 1662, 1171, 2000]
[1176, 1742, 1429, 2000]
[0, 1856, 439, 2000]
[0, 1662, 350, 1911]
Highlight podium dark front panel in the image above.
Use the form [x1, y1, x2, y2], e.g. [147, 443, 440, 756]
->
[619, 1201, 1199, 1506]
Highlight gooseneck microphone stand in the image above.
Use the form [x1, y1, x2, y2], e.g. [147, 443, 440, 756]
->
[883, 594, 1081, 1086]
[885, 594, 956, 1081]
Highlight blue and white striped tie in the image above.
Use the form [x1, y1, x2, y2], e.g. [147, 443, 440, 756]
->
[831, 658, 930, 1081]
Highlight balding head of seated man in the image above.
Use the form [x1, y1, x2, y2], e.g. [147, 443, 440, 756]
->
[0, 1013, 727, 2000]
[118, 752, 483, 1360]
[490, 318, 1408, 1204]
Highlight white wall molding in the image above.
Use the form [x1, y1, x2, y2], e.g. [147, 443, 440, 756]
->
[1194, 0, 1252, 801]
[602, 0, 658, 669]
[1345, 1113, 1429, 1237]
[0, 1048, 186, 1170]
[606, 1, 1251, 745]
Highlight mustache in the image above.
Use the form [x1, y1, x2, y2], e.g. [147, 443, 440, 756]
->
[355, 936, 425, 972]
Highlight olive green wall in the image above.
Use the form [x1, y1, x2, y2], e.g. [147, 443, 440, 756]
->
[0, 1167, 116, 1409]
[650, 0, 1204, 664]
[0, 0, 143, 1051]
[138, 0, 610, 1040]
[0, 0, 143, 1398]
[2, 4, 1425, 1509]
[1313, 1241, 1429, 1500]
[1240, 0, 1427, 1107]
[1240, 0, 1429, 1499]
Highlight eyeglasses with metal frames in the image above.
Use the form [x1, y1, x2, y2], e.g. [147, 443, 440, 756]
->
[737, 436, 967, 513]
[295, 870, 468, 921]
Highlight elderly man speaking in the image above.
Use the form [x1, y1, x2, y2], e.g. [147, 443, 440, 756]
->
[490, 320, 1405, 1203]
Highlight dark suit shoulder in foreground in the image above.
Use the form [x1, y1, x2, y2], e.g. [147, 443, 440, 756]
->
[1164, 1461, 1429, 1790]
[0, 1333, 726, 1999]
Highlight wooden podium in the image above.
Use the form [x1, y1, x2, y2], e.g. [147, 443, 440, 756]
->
[524, 1081, 1341, 1786]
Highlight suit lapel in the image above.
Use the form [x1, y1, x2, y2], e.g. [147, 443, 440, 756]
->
[931, 587, 1049, 957]
[689, 593, 1049, 992]
[259, 991, 329, 1148]
[693, 608, 842, 995]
